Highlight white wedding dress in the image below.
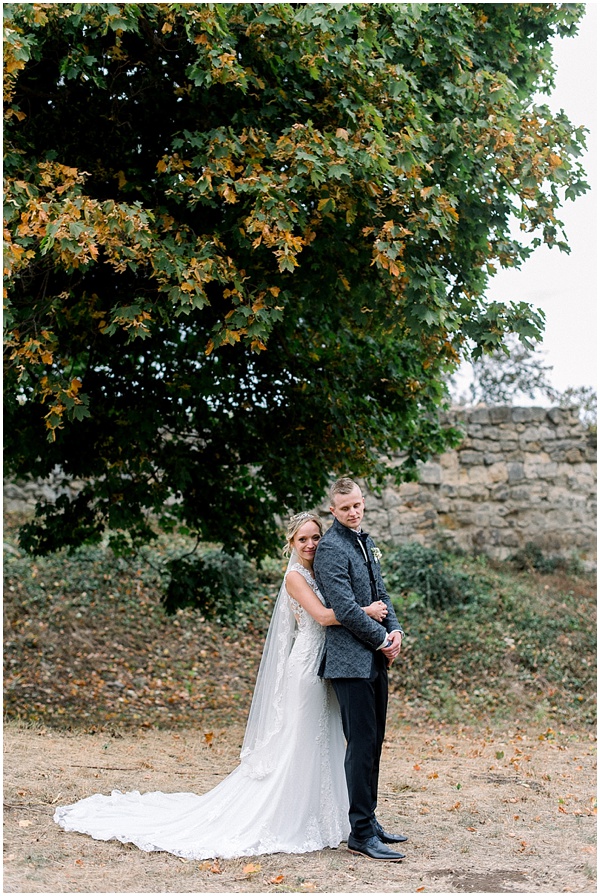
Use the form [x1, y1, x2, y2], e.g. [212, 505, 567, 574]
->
[54, 561, 350, 859]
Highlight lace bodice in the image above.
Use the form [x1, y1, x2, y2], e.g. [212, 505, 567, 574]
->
[285, 563, 325, 630]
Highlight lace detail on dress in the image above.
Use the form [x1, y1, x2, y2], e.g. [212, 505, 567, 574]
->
[285, 563, 324, 622]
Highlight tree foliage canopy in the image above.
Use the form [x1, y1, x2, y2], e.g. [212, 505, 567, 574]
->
[4, 3, 589, 569]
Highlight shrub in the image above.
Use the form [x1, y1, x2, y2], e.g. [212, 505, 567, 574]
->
[382, 542, 473, 610]
[163, 550, 260, 622]
[509, 542, 584, 575]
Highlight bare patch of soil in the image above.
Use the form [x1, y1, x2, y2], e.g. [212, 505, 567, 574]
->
[4, 721, 596, 893]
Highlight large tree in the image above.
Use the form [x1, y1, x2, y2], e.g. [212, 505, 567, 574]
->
[4, 3, 589, 568]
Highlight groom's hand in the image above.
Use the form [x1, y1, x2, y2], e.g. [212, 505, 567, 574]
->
[381, 630, 403, 665]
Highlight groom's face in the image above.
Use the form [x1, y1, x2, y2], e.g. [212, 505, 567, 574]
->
[330, 486, 365, 530]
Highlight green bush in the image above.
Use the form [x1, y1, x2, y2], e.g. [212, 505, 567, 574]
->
[509, 542, 584, 574]
[382, 542, 474, 610]
[163, 550, 260, 622]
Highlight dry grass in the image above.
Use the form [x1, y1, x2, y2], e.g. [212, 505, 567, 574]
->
[4, 719, 596, 893]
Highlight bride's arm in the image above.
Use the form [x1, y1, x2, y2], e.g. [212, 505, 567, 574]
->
[286, 572, 388, 626]
[286, 570, 339, 625]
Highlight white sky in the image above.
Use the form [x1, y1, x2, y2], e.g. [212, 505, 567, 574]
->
[482, 2, 597, 394]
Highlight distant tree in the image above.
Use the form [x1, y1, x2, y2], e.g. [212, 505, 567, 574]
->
[556, 385, 597, 430]
[460, 335, 558, 406]
[4, 4, 590, 585]
[451, 335, 596, 430]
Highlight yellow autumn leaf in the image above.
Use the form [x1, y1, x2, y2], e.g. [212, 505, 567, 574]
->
[243, 862, 261, 874]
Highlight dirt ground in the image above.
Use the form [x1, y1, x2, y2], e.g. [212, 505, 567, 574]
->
[3, 720, 596, 894]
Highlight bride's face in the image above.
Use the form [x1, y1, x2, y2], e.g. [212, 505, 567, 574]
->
[292, 520, 321, 566]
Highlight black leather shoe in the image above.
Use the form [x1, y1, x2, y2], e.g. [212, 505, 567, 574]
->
[374, 821, 408, 844]
[347, 835, 405, 861]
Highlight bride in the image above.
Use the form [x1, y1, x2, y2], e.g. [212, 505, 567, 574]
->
[54, 511, 389, 859]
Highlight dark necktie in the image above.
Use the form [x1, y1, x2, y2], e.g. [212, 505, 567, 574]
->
[357, 532, 378, 601]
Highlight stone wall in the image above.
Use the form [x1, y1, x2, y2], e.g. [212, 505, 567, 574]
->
[356, 406, 596, 561]
[4, 406, 597, 562]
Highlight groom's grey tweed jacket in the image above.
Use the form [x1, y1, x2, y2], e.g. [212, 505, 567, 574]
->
[314, 518, 402, 679]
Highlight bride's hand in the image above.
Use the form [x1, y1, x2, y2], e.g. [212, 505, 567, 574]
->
[364, 600, 388, 622]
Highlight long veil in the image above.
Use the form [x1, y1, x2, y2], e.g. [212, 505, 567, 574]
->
[239, 552, 299, 779]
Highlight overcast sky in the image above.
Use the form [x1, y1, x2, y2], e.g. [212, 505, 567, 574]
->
[482, 3, 597, 394]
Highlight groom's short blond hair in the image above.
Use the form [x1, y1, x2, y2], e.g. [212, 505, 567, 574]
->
[329, 477, 360, 505]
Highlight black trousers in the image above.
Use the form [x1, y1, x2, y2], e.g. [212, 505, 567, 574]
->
[331, 653, 388, 841]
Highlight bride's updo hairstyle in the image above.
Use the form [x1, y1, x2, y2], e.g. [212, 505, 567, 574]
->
[282, 511, 323, 557]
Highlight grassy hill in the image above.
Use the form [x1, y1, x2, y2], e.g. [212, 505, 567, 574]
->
[4, 513, 596, 733]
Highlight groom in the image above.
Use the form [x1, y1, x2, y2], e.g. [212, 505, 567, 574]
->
[314, 477, 407, 862]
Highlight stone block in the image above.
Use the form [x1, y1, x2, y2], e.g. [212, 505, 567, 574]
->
[565, 447, 584, 463]
[417, 461, 442, 485]
[511, 407, 535, 423]
[468, 407, 490, 424]
[494, 504, 512, 517]
[469, 439, 490, 452]
[484, 453, 503, 465]
[507, 462, 525, 483]
[458, 450, 483, 465]
[389, 522, 409, 538]
[437, 513, 458, 530]
[381, 488, 402, 509]
[518, 407, 548, 423]
[489, 407, 512, 423]
[520, 426, 554, 443]
[487, 462, 508, 483]
[508, 485, 531, 502]
[547, 407, 573, 425]
[527, 461, 559, 480]
[439, 451, 459, 470]
[365, 509, 389, 529]
[466, 466, 491, 486]
[566, 471, 596, 491]
[456, 486, 482, 499]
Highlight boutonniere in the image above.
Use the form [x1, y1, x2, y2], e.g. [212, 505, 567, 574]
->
[371, 546, 382, 563]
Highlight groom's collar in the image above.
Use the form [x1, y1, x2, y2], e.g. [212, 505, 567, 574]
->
[331, 517, 367, 540]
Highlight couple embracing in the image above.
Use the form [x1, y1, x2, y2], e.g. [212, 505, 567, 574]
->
[55, 478, 408, 863]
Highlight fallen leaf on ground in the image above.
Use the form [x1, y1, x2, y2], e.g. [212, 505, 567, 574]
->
[243, 862, 261, 874]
